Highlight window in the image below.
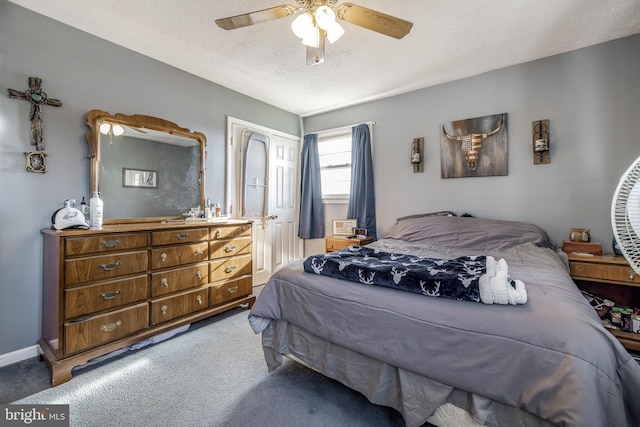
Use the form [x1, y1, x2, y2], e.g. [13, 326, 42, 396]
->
[317, 131, 352, 200]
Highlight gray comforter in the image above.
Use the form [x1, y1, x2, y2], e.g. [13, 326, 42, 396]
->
[249, 216, 640, 427]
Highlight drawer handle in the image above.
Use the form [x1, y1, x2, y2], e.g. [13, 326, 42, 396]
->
[242, 225, 249, 231]
[196, 295, 203, 305]
[161, 278, 169, 288]
[160, 253, 167, 263]
[195, 248, 204, 255]
[225, 265, 238, 273]
[161, 305, 167, 317]
[227, 285, 238, 294]
[100, 320, 122, 332]
[99, 290, 121, 300]
[176, 233, 190, 240]
[630, 270, 636, 281]
[100, 239, 121, 248]
[215, 229, 222, 238]
[99, 261, 121, 271]
[225, 244, 238, 252]
[196, 271, 202, 280]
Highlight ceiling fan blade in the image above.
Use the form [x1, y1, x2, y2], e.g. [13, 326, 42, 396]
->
[216, 5, 297, 30]
[336, 3, 413, 39]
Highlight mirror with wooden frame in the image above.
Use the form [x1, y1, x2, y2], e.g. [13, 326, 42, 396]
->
[85, 110, 206, 223]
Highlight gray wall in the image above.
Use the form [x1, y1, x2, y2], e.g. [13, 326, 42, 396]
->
[0, 1, 300, 356]
[304, 34, 640, 255]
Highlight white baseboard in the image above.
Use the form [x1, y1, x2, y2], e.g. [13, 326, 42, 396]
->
[0, 345, 41, 368]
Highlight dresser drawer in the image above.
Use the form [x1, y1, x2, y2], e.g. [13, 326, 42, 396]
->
[570, 261, 640, 285]
[150, 287, 208, 325]
[151, 242, 209, 270]
[209, 276, 252, 306]
[151, 228, 208, 246]
[65, 250, 148, 285]
[65, 275, 148, 319]
[150, 262, 209, 297]
[211, 224, 251, 240]
[65, 233, 148, 256]
[64, 303, 148, 354]
[210, 236, 252, 259]
[210, 254, 252, 282]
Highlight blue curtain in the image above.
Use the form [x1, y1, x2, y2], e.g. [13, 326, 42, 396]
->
[298, 133, 325, 239]
[347, 124, 377, 239]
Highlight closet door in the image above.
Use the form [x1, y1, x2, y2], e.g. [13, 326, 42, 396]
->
[226, 117, 303, 285]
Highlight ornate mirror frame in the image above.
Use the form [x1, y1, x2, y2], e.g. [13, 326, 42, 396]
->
[85, 109, 207, 223]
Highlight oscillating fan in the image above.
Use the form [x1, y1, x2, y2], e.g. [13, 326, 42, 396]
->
[611, 156, 640, 275]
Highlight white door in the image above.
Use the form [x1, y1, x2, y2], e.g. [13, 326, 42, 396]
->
[226, 117, 303, 285]
[268, 133, 303, 279]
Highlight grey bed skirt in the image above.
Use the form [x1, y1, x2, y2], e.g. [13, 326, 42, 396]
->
[261, 319, 554, 427]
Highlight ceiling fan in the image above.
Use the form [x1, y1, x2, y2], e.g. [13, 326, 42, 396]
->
[215, 1, 413, 65]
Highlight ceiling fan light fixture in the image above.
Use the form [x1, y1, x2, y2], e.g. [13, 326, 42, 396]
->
[291, 12, 314, 39]
[326, 20, 344, 44]
[112, 125, 125, 136]
[302, 26, 320, 48]
[314, 5, 336, 30]
[100, 123, 125, 136]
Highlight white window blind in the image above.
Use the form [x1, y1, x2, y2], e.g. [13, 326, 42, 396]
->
[318, 132, 352, 200]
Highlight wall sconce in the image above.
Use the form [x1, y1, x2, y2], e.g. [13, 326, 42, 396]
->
[532, 119, 550, 164]
[411, 137, 424, 173]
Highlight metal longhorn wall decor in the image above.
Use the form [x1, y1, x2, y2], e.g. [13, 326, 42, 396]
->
[7, 76, 62, 173]
[440, 113, 508, 178]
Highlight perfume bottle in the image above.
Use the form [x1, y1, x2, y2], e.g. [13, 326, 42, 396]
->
[79, 197, 89, 216]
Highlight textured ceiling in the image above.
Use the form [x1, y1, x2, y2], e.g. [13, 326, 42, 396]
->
[8, 0, 640, 117]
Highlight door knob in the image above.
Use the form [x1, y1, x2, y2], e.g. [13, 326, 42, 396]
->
[266, 214, 278, 220]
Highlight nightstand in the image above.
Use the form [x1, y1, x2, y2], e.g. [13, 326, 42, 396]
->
[325, 235, 374, 253]
[568, 253, 640, 351]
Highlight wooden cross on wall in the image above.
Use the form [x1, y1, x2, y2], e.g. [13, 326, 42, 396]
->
[7, 76, 62, 151]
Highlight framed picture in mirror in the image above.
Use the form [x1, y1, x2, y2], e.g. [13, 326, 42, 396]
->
[122, 168, 158, 189]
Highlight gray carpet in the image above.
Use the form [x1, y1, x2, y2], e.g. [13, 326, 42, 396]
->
[11, 308, 415, 427]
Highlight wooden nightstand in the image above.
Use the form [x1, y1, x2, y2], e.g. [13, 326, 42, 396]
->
[568, 253, 640, 351]
[325, 235, 374, 253]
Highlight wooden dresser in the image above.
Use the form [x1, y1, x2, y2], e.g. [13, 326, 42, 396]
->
[568, 253, 640, 351]
[40, 220, 255, 386]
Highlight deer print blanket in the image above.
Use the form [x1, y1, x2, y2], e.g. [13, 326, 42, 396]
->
[303, 246, 527, 305]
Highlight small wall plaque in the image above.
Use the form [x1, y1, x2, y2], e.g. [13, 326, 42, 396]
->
[25, 151, 46, 173]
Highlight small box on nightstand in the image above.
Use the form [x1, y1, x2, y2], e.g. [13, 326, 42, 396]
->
[562, 241, 603, 255]
[325, 235, 373, 253]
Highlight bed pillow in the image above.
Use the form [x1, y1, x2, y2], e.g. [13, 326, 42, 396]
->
[384, 215, 553, 251]
[396, 211, 457, 224]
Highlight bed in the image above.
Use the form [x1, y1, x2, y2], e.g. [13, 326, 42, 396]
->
[248, 215, 640, 427]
